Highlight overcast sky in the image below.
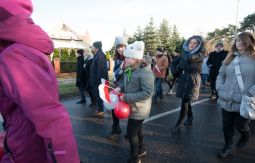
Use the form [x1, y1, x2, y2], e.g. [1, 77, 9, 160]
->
[32, 0, 255, 50]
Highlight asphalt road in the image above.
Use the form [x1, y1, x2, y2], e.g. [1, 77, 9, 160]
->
[62, 86, 255, 163]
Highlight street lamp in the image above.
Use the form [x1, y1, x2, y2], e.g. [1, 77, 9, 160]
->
[235, 0, 241, 36]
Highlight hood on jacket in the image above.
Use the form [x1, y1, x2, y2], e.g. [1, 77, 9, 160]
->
[183, 35, 204, 54]
[0, 0, 54, 55]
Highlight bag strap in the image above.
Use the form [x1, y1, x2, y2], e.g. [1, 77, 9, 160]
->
[233, 56, 245, 93]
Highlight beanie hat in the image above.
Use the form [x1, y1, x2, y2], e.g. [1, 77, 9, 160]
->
[93, 41, 102, 49]
[114, 36, 128, 47]
[77, 49, 84, 55]
[156, 47, 163, 54]
[0, 0, 33, 16]
[124, 41, 145, 60]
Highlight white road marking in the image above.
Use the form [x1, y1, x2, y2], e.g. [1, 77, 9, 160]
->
[144, 98, 210, 123]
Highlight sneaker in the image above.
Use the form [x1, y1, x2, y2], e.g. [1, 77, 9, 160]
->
[138, 148, 147, 157]
[167, 90, 173, 95]
[76, 100, 86, 104]
[217, 145, 234, 158]
[184, 118, 193, 126]
[91, 111, 104, 118]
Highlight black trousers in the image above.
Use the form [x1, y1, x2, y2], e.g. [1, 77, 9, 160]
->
[176, 98, 193, 125]
[111, 110, 120, 129]
[209, 75, 217, 96]
[221, 109, 250, 146]
[127, 118, 144, 156]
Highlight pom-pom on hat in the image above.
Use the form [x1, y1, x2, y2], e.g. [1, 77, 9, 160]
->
[0, 0, 33, 16]
[124, 41, 145, 60]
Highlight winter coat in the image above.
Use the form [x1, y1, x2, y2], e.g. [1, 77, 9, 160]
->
[90, 49, 109, 87]
[175, 35, 205, 100]
[207, 50, 228, 77]
[201, 56, 209, 75]
[0, 15, 79, 163]
[216, 52, 255, 112]
[113, 59, 124, 84]
[153, 55, 169, 78]
[76, 56, 86, 89]
[83, 55, 93, 90]
[121, 62, 154, 120]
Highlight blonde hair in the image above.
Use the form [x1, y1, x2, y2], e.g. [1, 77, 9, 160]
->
[224, 31, 255, 65]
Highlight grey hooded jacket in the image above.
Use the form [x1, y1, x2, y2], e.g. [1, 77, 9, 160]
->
[121, 62, 154, 120]
[216, 52, 255, 112]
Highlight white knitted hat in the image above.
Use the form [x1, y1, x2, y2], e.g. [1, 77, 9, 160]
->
[124, 41, 145, 60]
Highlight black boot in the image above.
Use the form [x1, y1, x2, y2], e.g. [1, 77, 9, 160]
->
[217, 145, 234, 158]
[171, 124, 182, 134]
[237, 131, 249, 148]
[76, 99, 86, 104]
[184, 118, 193, 126]
[107, 126, 121, 140]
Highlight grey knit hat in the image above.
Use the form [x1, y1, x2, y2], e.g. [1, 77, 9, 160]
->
[114, 36, 128, 47]
[93, 41, 102, 49]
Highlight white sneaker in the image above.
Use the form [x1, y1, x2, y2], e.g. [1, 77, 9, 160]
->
[167, 90, 173, 95]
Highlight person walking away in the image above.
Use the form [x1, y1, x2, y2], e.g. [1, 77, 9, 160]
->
[216, 31, 255, 158]
[207, 41, 228, 100]
[152, 47, 169, 103]
[90, 41, 109, 118]
[172, 35, 205, 133]
[83, 52, 97, 107]
[0, 0, 80, 162]
[76, 49, 87, 104]
[118, 41, 154, 163]
[169, 51, 181, 95]
[201, 52, 209, 89]
[107, 36, 128, 140]
[163, 50, 172, 94]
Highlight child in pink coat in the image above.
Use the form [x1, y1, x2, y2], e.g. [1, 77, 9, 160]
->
[0, 0, 80, 162]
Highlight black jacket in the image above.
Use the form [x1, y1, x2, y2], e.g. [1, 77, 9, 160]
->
[206, 50, 228, 77]
[76, 56, 86, 89]
[175, 35, 205, 100]
[90, 49, 109, 87]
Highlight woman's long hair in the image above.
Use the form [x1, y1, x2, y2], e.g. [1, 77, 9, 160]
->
[113, 44, 125, 61]
[224, 31, 255, 65]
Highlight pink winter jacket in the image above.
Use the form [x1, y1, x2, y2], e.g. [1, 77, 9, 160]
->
[0, 15, 80, 162]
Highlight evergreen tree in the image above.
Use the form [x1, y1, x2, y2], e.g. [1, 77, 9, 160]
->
[143, 17, 158, 55]
[52, 49, 61, 59]
[169, 25, 183, 53]
[158, 19, 171, 52]
[61, 48, 69, 61]
[133, 26, 144, 41]
[240, 12, 255, 34]
[69, 49, 76, 61]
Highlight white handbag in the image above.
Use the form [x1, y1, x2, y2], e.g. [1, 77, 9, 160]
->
[234, 56, 255, 120]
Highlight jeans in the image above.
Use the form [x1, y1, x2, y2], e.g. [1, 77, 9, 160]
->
[221, 109, 250, 146]
[127, 118, 144, 157]
[201, 74, 208, 86]
[176, 98, 193, 125]
[93, 85, 104, 112]
[154, 78, 163, 100]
